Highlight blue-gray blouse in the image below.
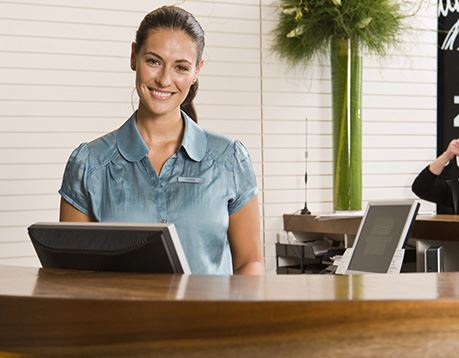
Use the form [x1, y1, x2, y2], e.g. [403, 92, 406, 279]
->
[58, 111, 258, 274]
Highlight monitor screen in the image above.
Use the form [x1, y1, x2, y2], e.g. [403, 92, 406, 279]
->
[28, 222, 190, 274]
[346, 201, 419, 273]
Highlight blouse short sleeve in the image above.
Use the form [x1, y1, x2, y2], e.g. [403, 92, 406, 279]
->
[58, 143, 91, 216]
[227, 140, 258, 215]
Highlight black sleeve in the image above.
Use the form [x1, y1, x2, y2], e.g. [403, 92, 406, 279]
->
[411, 165, 454, 209]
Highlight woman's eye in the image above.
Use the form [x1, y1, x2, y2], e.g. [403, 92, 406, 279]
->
[147, 58, 160, 65]
[176, 65, 190, 72]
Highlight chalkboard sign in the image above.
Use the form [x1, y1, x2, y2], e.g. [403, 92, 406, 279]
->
[437, 1, 459, 155]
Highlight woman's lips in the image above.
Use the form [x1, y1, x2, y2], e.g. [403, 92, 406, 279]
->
[150, 89, 173, 100]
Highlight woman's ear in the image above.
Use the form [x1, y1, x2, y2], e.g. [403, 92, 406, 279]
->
[130, 42, 137, 71]
[194, 59, 204, 77]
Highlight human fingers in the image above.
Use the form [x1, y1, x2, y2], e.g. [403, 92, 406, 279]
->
[448, 139, 459, 155]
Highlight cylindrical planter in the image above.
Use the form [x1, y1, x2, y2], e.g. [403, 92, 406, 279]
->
[331, 36, 362, 211]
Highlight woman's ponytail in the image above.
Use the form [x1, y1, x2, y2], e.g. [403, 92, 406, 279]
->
[181, 79, 199, 123]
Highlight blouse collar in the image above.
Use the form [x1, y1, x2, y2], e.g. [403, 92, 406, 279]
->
[116, 111, 207, 163]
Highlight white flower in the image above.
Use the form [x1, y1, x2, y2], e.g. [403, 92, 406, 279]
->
[357, 17, 373, 29]
[281, 7, 297, 15]
[286, 24, 305, 38]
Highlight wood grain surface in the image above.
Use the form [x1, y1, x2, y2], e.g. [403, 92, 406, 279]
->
[2, 266, 459, 357]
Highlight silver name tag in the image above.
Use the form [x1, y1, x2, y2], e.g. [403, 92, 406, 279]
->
[177, 176, 203, 184]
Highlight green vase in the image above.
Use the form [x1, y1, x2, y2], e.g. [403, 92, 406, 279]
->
[331, 36, 362, 211]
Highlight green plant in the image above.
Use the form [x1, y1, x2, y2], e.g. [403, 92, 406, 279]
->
[272, 0, 417, 211]
[272, 0, 408, 66]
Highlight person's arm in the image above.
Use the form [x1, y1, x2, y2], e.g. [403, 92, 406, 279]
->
[412, 139, 459, 208]
[228, 195, 264, 275]
[59, 198, 93, 222]
[429, 139, 459, 175]
[59, 143, 93, 222]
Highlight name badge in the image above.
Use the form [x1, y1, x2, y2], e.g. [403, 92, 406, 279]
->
[177, 176, 203, 184]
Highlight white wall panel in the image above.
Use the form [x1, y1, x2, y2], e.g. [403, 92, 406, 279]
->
[364, 122, 435, 135]
[0, 164, 64, 179]
[200, 76, 260, 91]
[263, 105, 329, 120]
[0, 101, 132, 117]
[0, 149, 70, 164]
[364, 148, 435, 161]
[0, 133, 103, 148]
[0, 241, 36, 258]
[0, 68, 133, 86]
[199, 119, 261, 134]
[3, 84, 132, 102]
[364, 82, 436, 96]
[363, 161, 431, 174]
[198, 104, 260, 120]
[0, 18, 132, 41]
[364, 108, 436, 122]
[0, 117, 122, 132]
[0, 195, 58, 211]
[264, 176, 306, 190]
[0, 179, 61, 195]
[198, 90, 260, 106]
[0, 256, 40, 267]
[264, 148, 306, 162]
[0, 210, 57, 227]
[0, 227, 35, 242]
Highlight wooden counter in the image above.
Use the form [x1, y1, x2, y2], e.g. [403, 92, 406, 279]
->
[283, 214, 459, 241]
[2, 266, 459, 357]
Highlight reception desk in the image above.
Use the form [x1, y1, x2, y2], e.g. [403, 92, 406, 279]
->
[2, 266, 459, 357]
[283, 214, 459, 271]
[283, 214, 459, 241]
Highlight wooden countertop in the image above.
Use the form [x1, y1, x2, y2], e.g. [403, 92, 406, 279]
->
[2, 266, 459, 357]
[283, 214, 459, 241]
[1, 265, 457, 301]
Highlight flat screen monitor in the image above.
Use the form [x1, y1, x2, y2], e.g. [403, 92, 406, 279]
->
[28, 222, 191, 274]
[345, 200, 420, 274]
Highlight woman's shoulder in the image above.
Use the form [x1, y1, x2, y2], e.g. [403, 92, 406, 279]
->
[202, 129, 236, 159]
[203, 128, 234, 150]
[202, 129, 250, 166]
[71, 130, 119, 171]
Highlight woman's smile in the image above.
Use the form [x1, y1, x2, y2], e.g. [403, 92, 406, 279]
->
[149, 88, 174, 100]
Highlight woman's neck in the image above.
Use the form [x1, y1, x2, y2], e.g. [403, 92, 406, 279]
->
[135, 107, 184, 149]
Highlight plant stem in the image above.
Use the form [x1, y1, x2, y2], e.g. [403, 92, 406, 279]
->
[331, 36, 362, 211]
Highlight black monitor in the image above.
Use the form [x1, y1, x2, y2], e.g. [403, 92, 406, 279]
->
[344, 200, 420, 274]
[27, 222, 190, 274]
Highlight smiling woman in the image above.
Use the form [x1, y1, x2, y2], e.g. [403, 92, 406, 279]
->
[131, 6, 205, 123]
[58, 6, 264, 275]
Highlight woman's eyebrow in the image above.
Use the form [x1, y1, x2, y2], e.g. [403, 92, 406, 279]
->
[144, 51, 192, 65]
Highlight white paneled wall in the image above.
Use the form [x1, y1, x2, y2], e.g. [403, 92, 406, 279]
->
[0, 0, 438, 273]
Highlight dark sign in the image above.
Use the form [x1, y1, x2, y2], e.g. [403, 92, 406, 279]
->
[437, 1, 459, 155]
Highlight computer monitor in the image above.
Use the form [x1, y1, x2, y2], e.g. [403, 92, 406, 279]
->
[343, 200, 420, 274]
[28, 222, 191, 274]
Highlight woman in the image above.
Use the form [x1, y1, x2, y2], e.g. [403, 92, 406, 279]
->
[58, 6, 264, 275]
[412, 138, 459, 214]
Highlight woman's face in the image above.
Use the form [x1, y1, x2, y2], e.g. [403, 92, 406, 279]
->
[131, 28, 203, 120]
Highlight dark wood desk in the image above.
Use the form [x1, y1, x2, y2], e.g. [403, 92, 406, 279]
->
[283, 214, 459, 241]
[2, 266, 459, 357]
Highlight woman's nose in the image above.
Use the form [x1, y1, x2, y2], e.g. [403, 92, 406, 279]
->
[155, 68, 172, 87]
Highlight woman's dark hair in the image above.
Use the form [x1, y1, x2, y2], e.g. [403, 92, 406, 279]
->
[135, 6, 205, 123]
